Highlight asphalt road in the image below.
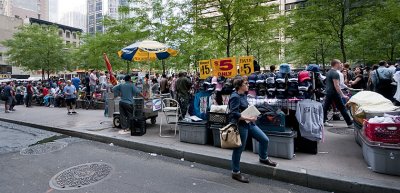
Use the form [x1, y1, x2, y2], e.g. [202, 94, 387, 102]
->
[0, 121, 328, 193]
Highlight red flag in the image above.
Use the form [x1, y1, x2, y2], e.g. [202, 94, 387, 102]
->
[103, 53, 118, 86]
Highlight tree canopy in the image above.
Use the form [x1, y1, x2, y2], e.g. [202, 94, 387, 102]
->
[1, 24, 71, 79]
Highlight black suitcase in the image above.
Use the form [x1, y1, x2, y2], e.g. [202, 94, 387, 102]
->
[130, 117, 146, 136]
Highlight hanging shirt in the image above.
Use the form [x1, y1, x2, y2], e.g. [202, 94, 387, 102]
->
[193, 91, 212, 120]
[393, 71, 400, 102]
[295, 99, 324, 141]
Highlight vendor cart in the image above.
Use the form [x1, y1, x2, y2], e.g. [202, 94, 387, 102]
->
[112, 97, 161, 128]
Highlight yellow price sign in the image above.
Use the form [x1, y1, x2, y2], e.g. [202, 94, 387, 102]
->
[239, 56, 254, 76]
[199, 60, 212, 79]
[212, 57, 237, 78]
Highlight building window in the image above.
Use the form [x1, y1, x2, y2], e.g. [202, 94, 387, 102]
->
[96, 2, 102, 11]
[72, 33, 77, 39]
[66, 31, 70, 38]
[73, 42, 78, 47]
[96, 13, 102, 20]
[96, 25, 103, 32]
[66, 41, 70, 45]
[58, 30, 63, 37]
[89, 27, 95, 34]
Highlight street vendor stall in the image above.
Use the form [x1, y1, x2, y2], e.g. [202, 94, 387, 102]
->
[111, 40, 177, 136]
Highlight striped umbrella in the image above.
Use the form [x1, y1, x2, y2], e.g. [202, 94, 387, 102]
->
[118, 40, 178, 62]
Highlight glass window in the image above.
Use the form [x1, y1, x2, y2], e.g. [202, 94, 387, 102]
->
[66, 41, 70, 45]
[59, 30, 63, 37]
[96, 25, 103, 32]
[66, 31, 70, 38]
[89, 27, 95, 34]
[73, 33, 77, 39]
[96, 2, 102, 11]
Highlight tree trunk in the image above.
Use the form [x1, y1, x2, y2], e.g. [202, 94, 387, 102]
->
[320, 41, 326, 72]
[226, 24, 231, 57]
[162, 60, 166, 75]
[339, 30, 346, 63]
[126, 61, 130, 74]
[340, 1, 347, 63]
[47, 70, 50, 80]
[42, 69, 45, 80]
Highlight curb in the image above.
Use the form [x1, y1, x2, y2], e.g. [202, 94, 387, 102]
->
[1, 118, 399, 193]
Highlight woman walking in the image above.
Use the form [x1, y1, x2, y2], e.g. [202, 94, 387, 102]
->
[228, 78, 277, 183]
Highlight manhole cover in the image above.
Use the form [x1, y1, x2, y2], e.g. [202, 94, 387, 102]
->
[327, 127, 354, 135]
[49, 162, 113, 190]
[20, 142, 67, 155]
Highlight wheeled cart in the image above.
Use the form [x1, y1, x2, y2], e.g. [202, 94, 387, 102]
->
[112, 97, 160, 128]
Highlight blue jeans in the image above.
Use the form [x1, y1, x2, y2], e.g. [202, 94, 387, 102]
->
[232, 123, 269, 173]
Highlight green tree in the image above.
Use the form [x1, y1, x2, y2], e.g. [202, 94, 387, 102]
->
[289, 0, 377, 63]
[195, 0, 277, 58]
[348, 0, 400, 64]
[2, 24, 70, 79]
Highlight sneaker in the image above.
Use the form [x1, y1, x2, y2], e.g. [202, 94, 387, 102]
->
[259, 158, 277, 167]
[232, 172, 249, 183]
[67, 112, 72, 115]
[72, 111, 77, 114]
[5, 110, 10, 113]
[324, 122, 334, 127]
[10, 109, 15, 111]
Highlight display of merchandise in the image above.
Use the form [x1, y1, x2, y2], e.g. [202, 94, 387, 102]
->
[265, 72, 276, 98]
[193, 90, 213, 120]
[248, 73, 258, 90]
[256, 74, 266, 96]
[287, 72, 299, 98]
[275, 73, 287, 99]
[295, 99, 324, 141]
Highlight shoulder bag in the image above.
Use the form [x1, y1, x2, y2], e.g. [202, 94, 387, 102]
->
[220, 123, 241, 149]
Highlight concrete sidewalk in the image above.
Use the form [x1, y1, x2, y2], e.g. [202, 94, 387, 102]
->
[0, 106, 399, 193]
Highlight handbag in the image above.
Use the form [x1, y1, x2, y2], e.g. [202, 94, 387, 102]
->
[220, 123, 242, 149]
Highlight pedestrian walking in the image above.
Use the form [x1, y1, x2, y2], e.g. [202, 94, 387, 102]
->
[323, 59, 353, 127]
[63, 80, 77, 115]
[228, 78, 277, 183]
[113, 75, 147, 131]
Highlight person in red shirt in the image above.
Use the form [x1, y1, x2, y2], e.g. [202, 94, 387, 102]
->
[42, 87, 49, 96]
[26, 81, 34, 107]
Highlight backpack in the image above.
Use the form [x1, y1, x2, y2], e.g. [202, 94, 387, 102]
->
[0, 88, 8, 101]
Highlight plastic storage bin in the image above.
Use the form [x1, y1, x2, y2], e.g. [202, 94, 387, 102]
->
[363, 120, 400, 144]
[256, 112, 286, 132]
[354, 121, 363, 147]
[360, 133, 400, 176]
[252, 128, 296, 159]
[179, 121, 208, 145]
[209, 124, 223, 148]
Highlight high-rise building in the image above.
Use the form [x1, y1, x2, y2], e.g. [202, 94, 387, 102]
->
[87, 0, 128, 35]
[48, 0, 58, 22]
[0, 0, 12, 16]
[12, 0, 48, 20]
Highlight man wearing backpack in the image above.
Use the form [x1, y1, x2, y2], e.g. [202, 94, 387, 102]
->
[372, 60, 394, 101]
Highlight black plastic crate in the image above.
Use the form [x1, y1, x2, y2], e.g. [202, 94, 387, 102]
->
[208, 112, 229, 125]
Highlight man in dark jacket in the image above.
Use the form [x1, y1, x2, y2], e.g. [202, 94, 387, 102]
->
[175, 72, 192, 119]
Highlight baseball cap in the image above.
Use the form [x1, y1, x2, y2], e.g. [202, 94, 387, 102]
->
[248, 73, 257, 83]
[298, 71, 311, 83]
